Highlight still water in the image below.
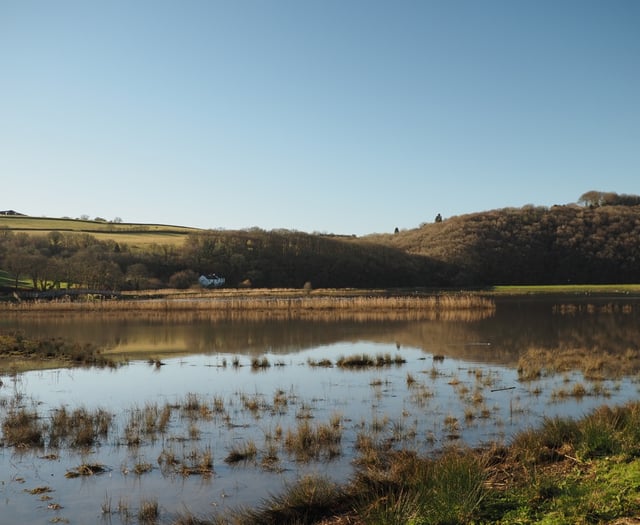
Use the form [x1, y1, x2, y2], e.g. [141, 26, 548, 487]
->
[1, 295, 639, 524]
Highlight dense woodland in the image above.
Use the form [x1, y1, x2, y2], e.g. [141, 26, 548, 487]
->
[1, 191, 639, 291]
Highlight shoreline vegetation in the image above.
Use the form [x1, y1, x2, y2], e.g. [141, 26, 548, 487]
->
[0, 333, 119, 374]
[200, 400, 640, 524]
[1, 288, 497, 315]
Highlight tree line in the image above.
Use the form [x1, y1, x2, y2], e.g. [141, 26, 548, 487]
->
[1, 191, 639, 291]
[0, 227, 440, 292]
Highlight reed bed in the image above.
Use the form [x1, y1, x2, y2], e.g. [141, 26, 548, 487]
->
[517, 346, 640, 380]
[553, 302, 635, 315]
[2, 291, 496, 319]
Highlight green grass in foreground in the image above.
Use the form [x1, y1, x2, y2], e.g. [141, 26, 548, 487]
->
[491, 283, 640, 294]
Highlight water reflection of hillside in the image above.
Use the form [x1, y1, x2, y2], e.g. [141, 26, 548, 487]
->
[2, 297, 640, 372]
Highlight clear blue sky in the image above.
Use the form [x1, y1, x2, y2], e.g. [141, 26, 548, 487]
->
[1, 1, 638, 235]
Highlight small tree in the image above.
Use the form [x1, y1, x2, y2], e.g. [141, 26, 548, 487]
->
[169, 269, 198, 289]
[125, 263, 150, 290]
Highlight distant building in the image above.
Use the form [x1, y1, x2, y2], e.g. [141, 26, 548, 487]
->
[0, 210, 26, 216]
[199, 274, 226, 288]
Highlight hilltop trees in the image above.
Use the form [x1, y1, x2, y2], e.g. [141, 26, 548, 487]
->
[579, 191, 640, 208]
[382, 202, 640, 285]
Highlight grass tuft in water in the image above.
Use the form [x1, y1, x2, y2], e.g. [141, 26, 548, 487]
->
[138, 498, 159, 524]
[225, 440, 258, 464]
[238, 474, 347, 524]
[2, 407, 45, 447]
[65, 463, 108, 478]
[336, 353, 405, 369]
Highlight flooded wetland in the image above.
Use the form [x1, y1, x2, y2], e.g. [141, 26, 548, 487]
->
[2, 293, 640, 524]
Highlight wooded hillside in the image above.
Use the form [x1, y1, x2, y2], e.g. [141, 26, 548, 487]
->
[372, 199, 640, 285]
[1, 192, 639, 291]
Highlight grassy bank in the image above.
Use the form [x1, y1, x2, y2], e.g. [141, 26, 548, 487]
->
[490, 283, 640, 295]
[0, 333, 120, 374]
[177, 401, 640, 524]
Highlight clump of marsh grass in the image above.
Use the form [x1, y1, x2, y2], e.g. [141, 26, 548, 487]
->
[183, 392, 203, 413]
[28, 485, 53, 495]
[65, 462, 109, 478]
[352, 447, 488, 525]
[2, 407, 45, 447]
[212, 396, 226, 413]
[251, 356, 271, 369]
[101, 493, 112, 515]
[224, 440, 258, 464]
[336, 353, 405, 369]
[307, 357, 333, 367]
[138, 498, 159, 524]
[124, 404, 170, 447]
[271, 389, 290, 415]
[284, 417, 343, 461]
[158, 445, 214, 477]
[236, 474, 347, 524]
[132, 462, 153, 475]
[240, 392, 267, 413]
[49, 406, 113, 448]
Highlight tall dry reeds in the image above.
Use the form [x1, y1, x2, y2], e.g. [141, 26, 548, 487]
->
[2, 290, 496, 322]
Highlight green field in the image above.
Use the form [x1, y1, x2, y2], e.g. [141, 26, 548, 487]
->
[0, 215, 201, 248]
[490, 284, 640, 294]
[0, 269, 30, 289]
